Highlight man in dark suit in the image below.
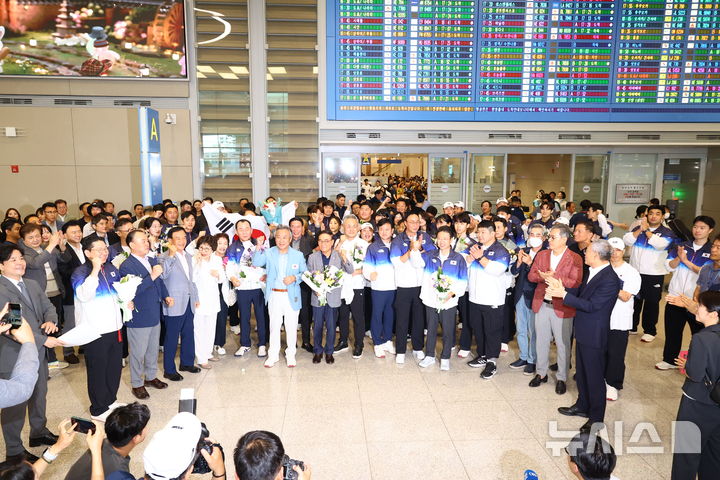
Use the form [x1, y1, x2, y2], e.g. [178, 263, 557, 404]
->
[547, 239, 622, 431]
[289, 217, 316, 352]
[119, 230, 170, 400]
[56, 220, 86, 364]
[0, 244, 64, 464]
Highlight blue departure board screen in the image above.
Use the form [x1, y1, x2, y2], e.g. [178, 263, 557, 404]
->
[325, 0, 720, 122]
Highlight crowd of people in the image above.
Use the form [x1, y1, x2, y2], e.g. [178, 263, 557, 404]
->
[1, 182, 719, 479]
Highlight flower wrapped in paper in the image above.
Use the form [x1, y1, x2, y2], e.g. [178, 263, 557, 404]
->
[110, 251, 130, 269]
[112, 274, 142, 322]
[302, 265, 346, 306]
[432, 266, 453, 312]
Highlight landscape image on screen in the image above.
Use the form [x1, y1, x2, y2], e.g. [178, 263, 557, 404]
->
[0, 0, 187, 78]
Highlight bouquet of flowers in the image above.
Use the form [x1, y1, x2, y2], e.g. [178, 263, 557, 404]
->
[432, 266, 453, 312]
[111, 251, 130, 269]
[351, 244, 366, 266]
[238, 248, 264, 286]
[302, 265, 346, 306]
[112, 274, 142, 322]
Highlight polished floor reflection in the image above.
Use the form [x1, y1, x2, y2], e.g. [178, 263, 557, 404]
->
[3, 311, 686, 479]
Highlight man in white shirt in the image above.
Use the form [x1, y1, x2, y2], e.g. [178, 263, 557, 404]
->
[336, 215, 369, 358]
[605, 237, 641, 401]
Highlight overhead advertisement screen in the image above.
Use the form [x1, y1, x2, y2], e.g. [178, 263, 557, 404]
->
[325, 0, 720, 122]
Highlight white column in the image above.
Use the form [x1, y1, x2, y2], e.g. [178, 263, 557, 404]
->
[248, 0, 269, 201]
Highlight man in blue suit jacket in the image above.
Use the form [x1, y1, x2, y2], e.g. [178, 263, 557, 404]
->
[547, 239, 622, 431]
[158, 227, 199, 380]
[119, 230, 171, 400]
[252, 226, 306, 368]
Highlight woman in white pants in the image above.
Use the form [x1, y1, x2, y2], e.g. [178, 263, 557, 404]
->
[192, 235, 225, 368]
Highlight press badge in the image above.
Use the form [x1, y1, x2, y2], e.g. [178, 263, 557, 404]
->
[291, 264, 298, 269]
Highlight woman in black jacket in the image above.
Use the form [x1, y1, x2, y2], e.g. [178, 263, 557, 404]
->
[672, 290, 720, 480]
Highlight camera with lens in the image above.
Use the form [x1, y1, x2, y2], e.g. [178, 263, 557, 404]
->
[192, 422, 225, 474]
[282, 454, 305, 480]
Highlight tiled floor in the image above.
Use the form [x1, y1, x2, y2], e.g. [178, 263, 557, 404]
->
[3, 313, 687, 479]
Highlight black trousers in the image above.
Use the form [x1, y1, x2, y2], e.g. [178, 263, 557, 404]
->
[672, 394, 720, 480]
[214, 286, 229, 347]
[663, 304, 702, 364]
[575, 342, 607, 424]
[502, 288, 516, 343]
[299, 283, 313, 345]
[458, 293, 472, 350]
[338, 289, 365, 350]
[363, 287, 372, 332]
[632, 274, 665, 335]
[468, 303, 503, 360]
[47, 294, 63, 363]
[605, 330, 629, 390]
[228, 303, 240, 327]
[84, 330, 123, 416]
[394, 286, 425, 354]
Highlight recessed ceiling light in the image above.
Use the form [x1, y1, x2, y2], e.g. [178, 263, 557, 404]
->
[312, 66, 318, 74]
[229, 66, 249, 74]
[268, 67, 286, 74]
[197, 72, 207, 78]
[219, 72, 238, 79]
[267, 74, 274, 80]
[197, 65, 216, 73]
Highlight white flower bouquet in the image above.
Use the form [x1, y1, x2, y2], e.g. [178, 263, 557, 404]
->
[112, 274, 142, 322]
[351, 244, 366, 266]
[302, 265, 345, 306]
[110, 251, 129, 269]
[432, 266, 453, 312]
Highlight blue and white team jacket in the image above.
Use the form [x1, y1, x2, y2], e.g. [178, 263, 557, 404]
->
[411, 249, 468, 310]
[71, 262, 123, 335]
[666, 240, 713, 297]
[226, 239, 265, 290]
[363, 240, 396, 291]
[623, 225, 676, 275]
[390, 231, 437, 288]
[468, 241, 511, 307]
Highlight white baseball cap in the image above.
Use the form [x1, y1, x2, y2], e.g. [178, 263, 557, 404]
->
[211, 201, 225, 210]
[360, 222, 374, 230]
[496, 197, 509, 205]
[554, 217, 570, 226]
[454, 201, 464, 208]
[443, 202, 454, 209]
[143, 412, 202, 480]
[608, 237, 625, 251]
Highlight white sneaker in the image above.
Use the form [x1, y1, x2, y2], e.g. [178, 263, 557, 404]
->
[374, 345, 386, 358]
[419, 356, 435, 368]
[230, 325, 241, 335]
[457, 349, 470, 358]
[606, 384, 618, 401]
[258, 346, 267, 358]
[108, 401, 127, 410]
[91, 409, 112, 422]
[214, 345, 226, 355]
[383, 341, 396, 355]
[264, 358, 278, 368]
[395, 353, 405, 364]
[365, 330, 372, 338]
[121, 358, 127, 368]
[48, 361, 69, 370]
[655, 360, 678, 370]
[286, 356, 296, 368]
[234, 346, 251, 357]
[500, 343, 509, 353]
[159, 346, 164, 352]
[640, 334, 656, 343]
[413, 350, 425, 361]
[440, 359, 450, 371]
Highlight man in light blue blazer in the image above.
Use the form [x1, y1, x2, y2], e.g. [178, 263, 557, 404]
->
[253, 226, 306, 368]
[158, 227, 199, 380]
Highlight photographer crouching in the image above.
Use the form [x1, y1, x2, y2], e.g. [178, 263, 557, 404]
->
[234, 431, 311, 480]
[107, 412, 225, 480]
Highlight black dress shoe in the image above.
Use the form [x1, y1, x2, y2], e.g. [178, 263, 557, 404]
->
[325, 353, 335, 364]
[558, 405, 589, 418]
[3, 450, 39, 465]
[549, 363, 558, 371]
[529, 374, 548, 387]
[163, 372, 184, 381]
[29, 432, 59, 447]
[64, 353, 80, 364]
[179, 365, 201, 373]
[555, 380, 567, 395]
[334, 342, 349, 354]
[302, 343, 314, 354]
[145, 378, 168, 389]
[312, 354, 322, 364]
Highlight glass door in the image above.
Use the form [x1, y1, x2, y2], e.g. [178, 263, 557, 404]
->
[572, 154, 609, 205]
[322, 153, 360, 202]
[468, 154, 505, 212]
[661, 157, 703, 225]
[428, 155, 465, 207]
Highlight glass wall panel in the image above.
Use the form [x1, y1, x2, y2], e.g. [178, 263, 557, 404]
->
[429, 156, 464, 206]
[468, 154, 505, 213]
[266, 0, 319, 212]
[197, 0, 251, 209]
[573, 155, 609, 206]
[609, 153, 657, 227]
[662, 158, 702, 225]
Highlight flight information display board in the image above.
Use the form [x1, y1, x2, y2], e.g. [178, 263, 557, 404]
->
[326, 0, 720, 122]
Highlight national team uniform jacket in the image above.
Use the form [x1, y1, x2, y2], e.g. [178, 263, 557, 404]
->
[71, 262, 123, 335]
[411, 249, 468, 311]
[665, 240, 713, 297]
[623, 225, 676, 275]
[467, 241, 511, 307]
[363, 240, 396, 291]
[390, 231, 437, 288]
